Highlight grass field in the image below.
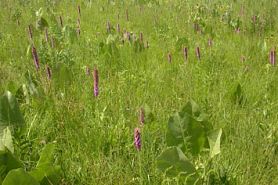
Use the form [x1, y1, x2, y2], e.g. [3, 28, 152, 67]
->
[0, 0, 277, 184]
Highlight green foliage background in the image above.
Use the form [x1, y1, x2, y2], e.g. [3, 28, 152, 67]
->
[0, 0, 277, 184]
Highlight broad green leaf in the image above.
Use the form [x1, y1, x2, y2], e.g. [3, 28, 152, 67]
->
[166, 111, 208, 155]
[0, 127, 14, 153]
[2, 168, 40, 185]
[37, 143, 55, 167]
[157, 147, 198, 182]
[25, 71, 42, 98]
[36, 17, 48, 31]
[208, 128, 222, 158]
[0, 91, 24, 128]
[0, 149, 22, 181]
[29, 143, 62, 185]
[30, 164, 61, 185]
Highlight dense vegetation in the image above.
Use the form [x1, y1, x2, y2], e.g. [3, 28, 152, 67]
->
[0, 0, 277, 184]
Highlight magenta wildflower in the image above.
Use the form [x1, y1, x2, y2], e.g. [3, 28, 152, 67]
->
[196, 47, 201, 60]
[270, 48, 276, 66]
[167, 52, 172, 63]
[93, 67, 99, 97]
[59, 16, 63, 27]
[46, 65, 51, 80]
[28, 25, 33, 40]
[32, 46, 40, 70]
[183, 47, 188, 62]
[134, 128, 141, 151]
[139, 108, 145, 125]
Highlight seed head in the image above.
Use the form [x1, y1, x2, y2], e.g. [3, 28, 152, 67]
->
[208, 39, 212, 47]
[183, 47, 188, 62]
[46, 65, 51, 80]
[139, 108, 145, 125]
[126, 9, 129, 21]
[139, 32, 143, 43]
[167, 52, 172, 63]
[45, 28, 49, 43]
[117, 23, 120, 33]
[106, 21, 111, 33]
[59, 15, 63, 27]
[196, 47, 201, 60]
[78, 5, 81, 17]
[28, 25, 33, 40]
[32, 46, 40, 70]
[86, 66, 90, 76]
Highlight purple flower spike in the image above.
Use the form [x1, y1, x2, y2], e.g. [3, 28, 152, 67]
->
[32, 46, 40, 70]
[183, 47, 188, 62]
[28, 25, 33, 40]
[196, 47, 201, 60]
[270, 48, 276, 66]
[167, 52, 172, 63]
[139, 108, 145, 125]
[134, 128, 141, 151]
[78, 5, 81, 17]
[46, 65, 51, 80]
[59, 16, 63, 27]
[93, 67, 99, 97]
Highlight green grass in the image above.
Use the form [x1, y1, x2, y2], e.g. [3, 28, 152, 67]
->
[0, 0, 277, 184]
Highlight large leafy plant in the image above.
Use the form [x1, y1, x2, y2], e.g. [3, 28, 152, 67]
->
[157, 100, 222, 184]
[0, 91, 61, 184]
